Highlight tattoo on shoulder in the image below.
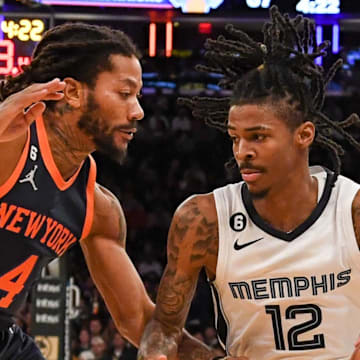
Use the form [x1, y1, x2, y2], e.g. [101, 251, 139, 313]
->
[168, 199, 218, 265]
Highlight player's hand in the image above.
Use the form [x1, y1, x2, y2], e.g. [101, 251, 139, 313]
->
[351, 346, 360, 360]
[0, 78, 65, 142]
[137, 356, 249, 360]
[351, 337, 360, 360]
[137, 355, 167, 360]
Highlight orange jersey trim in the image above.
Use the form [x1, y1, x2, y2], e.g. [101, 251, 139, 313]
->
[0, 129, 30, 198]
[36, 116, 83, 191]
[81, 155, 96, 240]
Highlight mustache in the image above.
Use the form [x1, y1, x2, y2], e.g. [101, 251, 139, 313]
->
[112, 123, 137, 132]
[239, 162, 266, 172]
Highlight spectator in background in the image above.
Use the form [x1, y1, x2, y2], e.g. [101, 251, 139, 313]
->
[89, 317, 104, 338]
[75, 328, 92, 356]
[79, 336, 108, 360]
[107, 333, 137, 360]
[171, 106, 192, 133]
[147, 105, 170, 137]
[137, 243, 163, 279]
[203, 326, 218, 347]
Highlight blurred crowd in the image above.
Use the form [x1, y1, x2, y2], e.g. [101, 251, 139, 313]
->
[12, 58, 360, 359]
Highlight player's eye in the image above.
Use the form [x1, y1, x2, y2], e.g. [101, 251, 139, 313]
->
[119, 92, 131, 99]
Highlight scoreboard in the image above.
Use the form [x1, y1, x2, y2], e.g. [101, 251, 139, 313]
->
[0, 17, 48, 76]
[1, 0, 360, 77]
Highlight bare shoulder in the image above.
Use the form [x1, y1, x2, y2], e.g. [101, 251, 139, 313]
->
[85, 182, 126, 247]
[170, 192, 218, 273]
[175, 192, 217, 224]
[352, 189, 360, 250]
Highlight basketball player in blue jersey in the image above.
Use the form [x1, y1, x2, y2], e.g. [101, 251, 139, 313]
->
[0, 23, 235, 360]
[138, 6, 360, 360]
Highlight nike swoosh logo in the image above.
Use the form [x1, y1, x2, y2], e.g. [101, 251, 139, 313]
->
[234, 237, 264, 251]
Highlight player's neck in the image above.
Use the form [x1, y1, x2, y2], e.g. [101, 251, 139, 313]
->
[251, 166, 318, 233]
[43, 108, 94, 181]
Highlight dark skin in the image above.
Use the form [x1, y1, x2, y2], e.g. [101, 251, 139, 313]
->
[138, 103, 360, 360]
[0, 55, 220, 359]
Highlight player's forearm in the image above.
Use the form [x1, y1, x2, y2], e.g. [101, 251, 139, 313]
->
[81, 237, 155, 347]
[111, 296, 155, 347]
[138, 318, 182, 360]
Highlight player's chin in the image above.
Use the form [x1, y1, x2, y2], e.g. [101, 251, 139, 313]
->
[98, 144, 127, 165]
[112, 147, 128, 165]
[247, 184, 269, 200]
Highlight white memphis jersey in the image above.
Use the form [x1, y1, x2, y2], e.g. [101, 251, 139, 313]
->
[211, 166, 360, 359]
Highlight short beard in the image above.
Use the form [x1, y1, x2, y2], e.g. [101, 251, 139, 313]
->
[248, 188, 269, 200]
[77, 92, 127, 165]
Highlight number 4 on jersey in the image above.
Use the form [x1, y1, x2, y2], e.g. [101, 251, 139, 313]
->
[0, 255, 38, 308]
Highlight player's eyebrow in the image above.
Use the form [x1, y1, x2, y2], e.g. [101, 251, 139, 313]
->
[117, 78, 143, 90]
[227, 125, 271, 131]
[244, 126, 271, 132]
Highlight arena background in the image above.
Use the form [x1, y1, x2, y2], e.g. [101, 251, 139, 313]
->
[1, 0, 360, 359]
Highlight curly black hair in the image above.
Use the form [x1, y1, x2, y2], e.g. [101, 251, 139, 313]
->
[0, 22, 140, 109]
[179, 5, 360, 183]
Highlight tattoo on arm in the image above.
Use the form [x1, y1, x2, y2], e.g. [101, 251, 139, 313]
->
[139, 198, 218, 359]
[157, 199, 217, 324]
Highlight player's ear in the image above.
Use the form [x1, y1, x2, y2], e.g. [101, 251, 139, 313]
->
[62, 77, 83, 109]
[295, 121, 315, 149]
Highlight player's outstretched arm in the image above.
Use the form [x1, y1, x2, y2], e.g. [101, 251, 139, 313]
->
[0, 78, 65, 142]
[137, 194, 220, 360]
[81, 187, 246, 359]
[80, 184, 154, 347]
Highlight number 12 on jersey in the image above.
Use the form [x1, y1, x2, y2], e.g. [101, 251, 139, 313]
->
[265, 304, 325, 351]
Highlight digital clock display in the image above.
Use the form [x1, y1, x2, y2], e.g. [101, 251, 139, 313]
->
[1, 19, 45, 42]
[0, 18, 48, 77]
[296, 0, 340, 14]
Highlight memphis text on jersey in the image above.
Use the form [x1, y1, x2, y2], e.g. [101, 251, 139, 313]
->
[0, 201, 77, 256]
[229, 269, 351, 300]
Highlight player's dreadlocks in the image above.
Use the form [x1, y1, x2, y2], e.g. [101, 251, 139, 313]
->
[0, 22, 140, 109]
[179, 5, 360, 183]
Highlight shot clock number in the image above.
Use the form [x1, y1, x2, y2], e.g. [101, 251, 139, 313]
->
[0, 40, 31, 75]
[1, 19, 45, 42]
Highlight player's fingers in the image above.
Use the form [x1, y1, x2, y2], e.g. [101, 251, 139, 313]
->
[39, 79, 66, 94]
[24, 102, 46, 124]
[42, 92, 65, 101]
[137, 355, 167, 360]
[12, 88, 56, 110]
[26, 78, 66, 94]
[11, 80, 65, 109]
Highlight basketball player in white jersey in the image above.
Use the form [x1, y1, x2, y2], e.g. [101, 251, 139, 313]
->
[138, 6, 360, 360]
